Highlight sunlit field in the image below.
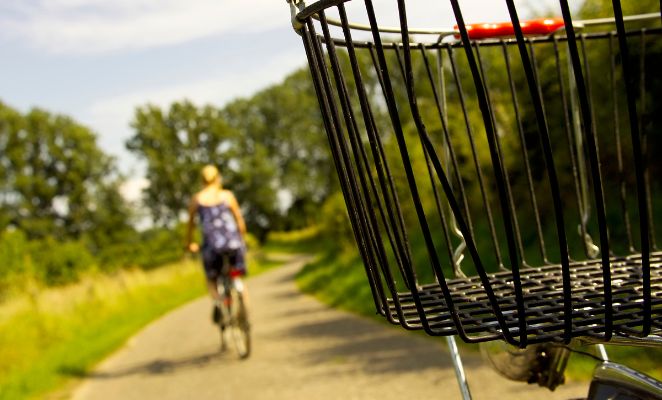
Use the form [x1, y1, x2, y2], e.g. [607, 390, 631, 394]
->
[0, 250, 279, 400]
[0, 260, 203, 399]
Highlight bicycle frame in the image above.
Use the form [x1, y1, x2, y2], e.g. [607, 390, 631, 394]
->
[216, 268, 243, 326]
[216, 264, 250, 358]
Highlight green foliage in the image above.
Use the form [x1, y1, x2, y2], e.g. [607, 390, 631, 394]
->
[0, 230, 33, 298]
[83, 179, 137, 257]
[0, 226, 187, 299]
[578, 0, 659, 19]
[31, 238, 96, 286]
[0, 101, 123, 240]
[0, 105, 22, 232]
[80, 225, 183, 272]
[127, 102, 236, 225]
[318, 192, 355, 249]
[297, 250, 377, 317]
[0, 231, 95, 290]
[131, 226, 184, 269]
[263, 225, 325, 254]
[227, 140, 281, 238]
[223, 69, 336, 231]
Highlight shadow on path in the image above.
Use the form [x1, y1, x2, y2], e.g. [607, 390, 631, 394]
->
[61, 350, 225, 380]
[280, 311, 482, 376]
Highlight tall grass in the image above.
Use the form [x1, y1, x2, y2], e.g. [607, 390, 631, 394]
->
[0, 260, 204, 399]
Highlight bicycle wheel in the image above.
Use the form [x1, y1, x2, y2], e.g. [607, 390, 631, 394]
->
[229, 288, 251, 359]
[214, 303, 229, 353]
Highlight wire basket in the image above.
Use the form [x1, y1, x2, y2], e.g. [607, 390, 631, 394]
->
[288, 0, 662, 346]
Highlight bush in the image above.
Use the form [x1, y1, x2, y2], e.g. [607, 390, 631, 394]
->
[244, 232, 259, 251]
[0, 225, 193, 296]
[30, 238, 96, 286]
[95, 241, 141, 272]
[132, 227, 182, 270]
[264, 226, 327, 254]
[1, 231, 98, 293]
[0, 230, 33, 298]
[319, 192, 354, 250]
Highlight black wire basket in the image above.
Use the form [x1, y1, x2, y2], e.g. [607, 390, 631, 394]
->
[288, 0, 662, 346]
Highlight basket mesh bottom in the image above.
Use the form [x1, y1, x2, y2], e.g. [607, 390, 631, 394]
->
[388, 252, 662, 343]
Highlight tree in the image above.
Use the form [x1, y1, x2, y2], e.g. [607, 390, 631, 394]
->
[127, 101, 239, 226]
[0, 102, 23, 231]
[222, 68, 336, 229]
[82, 177, 137, 254]
[0, 102, 121, 239]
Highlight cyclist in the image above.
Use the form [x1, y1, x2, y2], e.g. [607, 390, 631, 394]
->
[186, 165, 248, 325]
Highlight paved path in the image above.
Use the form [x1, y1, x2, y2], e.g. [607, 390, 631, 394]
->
[72, 256, 587, 399]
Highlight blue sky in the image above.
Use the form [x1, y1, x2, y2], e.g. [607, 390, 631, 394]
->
[0, 0, 559, 200]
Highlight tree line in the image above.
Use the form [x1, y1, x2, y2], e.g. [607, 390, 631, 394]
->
[0, 102, 186, 293]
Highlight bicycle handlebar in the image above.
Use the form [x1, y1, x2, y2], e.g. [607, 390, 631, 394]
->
[457, 18, 566, 40]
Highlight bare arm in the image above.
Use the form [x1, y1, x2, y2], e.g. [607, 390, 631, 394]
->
[227, 192, 247, 237]
[186, 196, 199, 252]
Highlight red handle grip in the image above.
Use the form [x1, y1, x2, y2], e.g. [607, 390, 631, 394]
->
[455, 18, 565, 40]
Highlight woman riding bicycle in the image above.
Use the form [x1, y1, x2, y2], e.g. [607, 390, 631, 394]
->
[186, 165, 248, 323]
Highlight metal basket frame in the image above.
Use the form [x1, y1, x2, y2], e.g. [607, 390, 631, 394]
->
[289, 0, 661, 347]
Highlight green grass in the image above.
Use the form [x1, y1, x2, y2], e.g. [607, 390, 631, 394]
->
[0, 248, 281, 400]
[565, 344, 662, 381]
[261, 226, 327, 254]
[296, 250, 377, 317]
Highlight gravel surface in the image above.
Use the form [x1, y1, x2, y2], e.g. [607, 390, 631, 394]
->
[72, 255, 588, 399]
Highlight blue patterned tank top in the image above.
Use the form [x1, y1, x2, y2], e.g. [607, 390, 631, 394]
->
[198, 202, 243, 253]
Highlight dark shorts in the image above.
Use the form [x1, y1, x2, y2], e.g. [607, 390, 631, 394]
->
[201, 247, 246, 281]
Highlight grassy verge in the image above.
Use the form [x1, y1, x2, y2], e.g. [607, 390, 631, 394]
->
[0, 249, 280, 400]
[565, 344, 662, 381]
[262, 226, 326, 254]
[296, 250, 377, 317]
[294, 239, 662, 382]
[0, 260, 204, 400]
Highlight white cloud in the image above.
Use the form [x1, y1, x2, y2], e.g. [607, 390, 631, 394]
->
[88, 48, 304, 120]
[81, 49, 306, 169]
[0, 0, 289, 54]
[334, 0, 550, 30]
[0, 0, 562, 54]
